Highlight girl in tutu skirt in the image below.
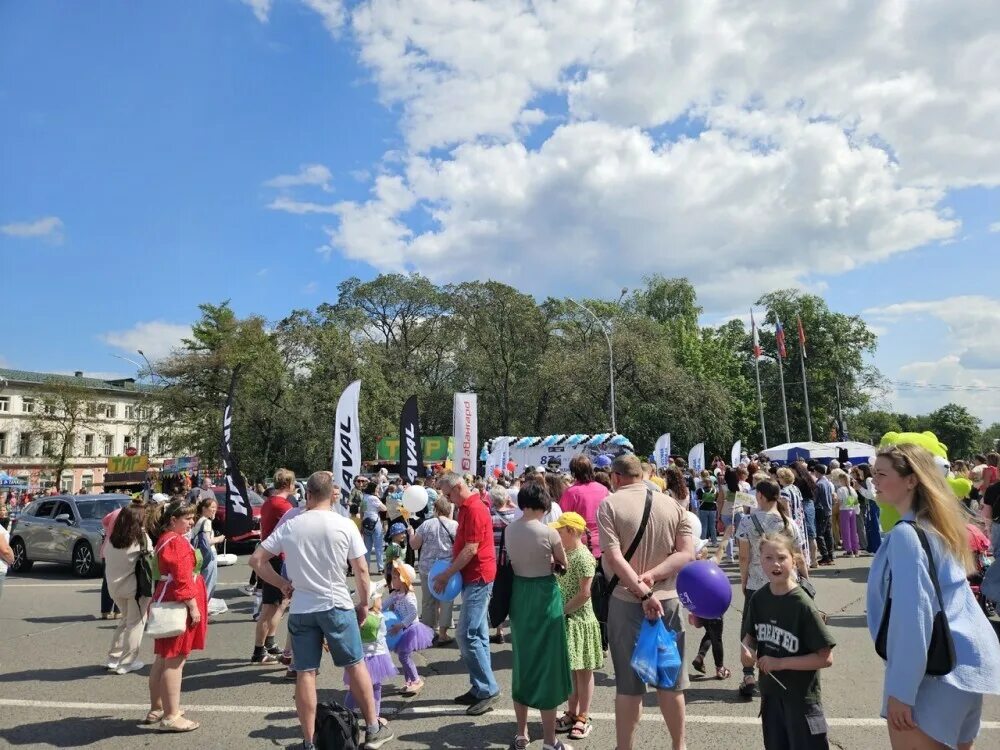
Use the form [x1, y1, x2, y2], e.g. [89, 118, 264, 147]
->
[344, 589, 397, 725]
[384, 561, 435, 696]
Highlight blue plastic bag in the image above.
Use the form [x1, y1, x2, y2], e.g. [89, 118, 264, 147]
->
[630, 618, 682, 689]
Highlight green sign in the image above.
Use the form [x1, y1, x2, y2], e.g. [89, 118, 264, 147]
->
[376, 436, 451, 462]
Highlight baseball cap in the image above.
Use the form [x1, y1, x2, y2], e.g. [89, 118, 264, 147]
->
[549, 512, 587, 532]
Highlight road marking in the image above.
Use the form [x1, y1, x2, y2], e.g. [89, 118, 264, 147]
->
[1, 699, 997, 730]
[3, 582, 100, 588]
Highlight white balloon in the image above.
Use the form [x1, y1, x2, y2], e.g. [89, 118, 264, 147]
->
[685, 510, 707, 554]
[402, 485, 429, 514]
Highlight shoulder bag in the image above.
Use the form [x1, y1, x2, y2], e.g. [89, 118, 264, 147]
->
[489, 524, 514, 628]
[593, 489, 653, 625]
[145, 535, 191, 639]
[875, 520, 956, 676]
[134, 534, 155, 600]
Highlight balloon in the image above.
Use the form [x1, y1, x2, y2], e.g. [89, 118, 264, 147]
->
[383, 611, 403, 650]
[676, 560, 732, 619]
[428, 559, 463, 602]
[685, 511, 707, 554]
[493, 467, 502, 478]
[401, 485, 429, 515]
[506, 461, 516, 473]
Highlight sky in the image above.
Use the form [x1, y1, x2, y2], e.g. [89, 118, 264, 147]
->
[2, 0, 1000, 424]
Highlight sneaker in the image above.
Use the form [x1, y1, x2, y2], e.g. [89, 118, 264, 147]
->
[364, 724, 395, 749]
[266, 644, 283, 657]
[453, 690, 478, 705]
[250, 652, 279, 664]
[509, 735, 530, 750]
[115, 660, 145, 675]
[543, 742, 573, 750]
[105, 661, 120, 671]
[299, 742, 316, 750]
[284, 668, 297, 680]
[467, 691, 500, 716]
[241, 584, 256, 595]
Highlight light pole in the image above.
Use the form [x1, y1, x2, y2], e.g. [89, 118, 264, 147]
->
[570, 298, 617, 433]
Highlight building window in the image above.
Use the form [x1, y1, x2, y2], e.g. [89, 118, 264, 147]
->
[44, 402, 57, 416]
[123, 435, 133, 451]
[86, 402, 97, 417]
[22, 397, 36, 414]
[83, 433, 95, 457]
[81, 472, 94, 491]
[0, 432, 6, 455]
[102, 435, 114, 457]
[17, 433, 31, 457]
[149, 436, 158, 455]
[140, 406, 153, 420]
[140, 435, 150, 455]
[60, 473, 74, 493]
[42, 433, 52, 455]
[103, 403, 116, 419]
[39, 473, 55, 491]
[0, 396, 9, 412]
[124, 405, 134, 419]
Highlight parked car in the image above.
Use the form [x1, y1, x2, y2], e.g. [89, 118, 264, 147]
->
[211, 486, 265, 545]
[8, 494, 132, 577]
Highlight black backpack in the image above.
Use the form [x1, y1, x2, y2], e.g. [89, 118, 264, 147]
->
[315, 701, 360, 750]
[134, 535, 155, 600]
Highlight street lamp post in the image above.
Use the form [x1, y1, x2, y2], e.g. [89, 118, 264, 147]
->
[570, 299, 616, 433]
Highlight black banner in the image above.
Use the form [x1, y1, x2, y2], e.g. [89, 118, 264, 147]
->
[221, 367, 253, 538]
[399, 394, 423, 484]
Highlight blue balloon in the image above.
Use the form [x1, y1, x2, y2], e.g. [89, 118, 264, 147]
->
[383, 611, 403, 650]
[428, 559, 463, 602]
[676, 559, 732, 619]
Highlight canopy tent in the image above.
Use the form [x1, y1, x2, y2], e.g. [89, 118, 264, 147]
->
[761, 441, 838, 465]
[481, 433, 634, 475]
[0, 471, 27, 488]
[826, 441, 878, 465]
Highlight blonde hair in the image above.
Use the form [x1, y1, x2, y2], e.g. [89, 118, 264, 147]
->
[877, 444, 973, 572]
[776, 467, 795, 487]
[759, 530, 803, 567]
[829, 468, 850, 487]
[274, 468, 296, 490]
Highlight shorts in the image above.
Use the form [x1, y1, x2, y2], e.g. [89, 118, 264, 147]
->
[802, 501, 817, 540]
[883, 678, 983, 748]
[260, 557, 286, 606]
[761, 696, 829, 750]
[288, 606, 364, 672]
[608, 596, 688, 695]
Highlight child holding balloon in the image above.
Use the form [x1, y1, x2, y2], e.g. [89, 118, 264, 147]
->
[741, 532, 835, 749]
[384, 561, 435, 696]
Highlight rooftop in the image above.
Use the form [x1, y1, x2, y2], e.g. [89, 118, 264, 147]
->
[0, 368, 160, 395]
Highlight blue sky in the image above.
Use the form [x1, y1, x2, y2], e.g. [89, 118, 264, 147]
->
[2, 1, 999, 423]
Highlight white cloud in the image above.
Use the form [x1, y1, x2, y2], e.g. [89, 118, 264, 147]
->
[256, 267, 269, 277]
[989, 222, 1000, 233]
[866, 297, 1000, 370]
[241, 0, 272, 23]
[267, 196, 339, 215]
[100, 321, 192, 361]
[264, 163, 333, 191]
[303, 281, 319, 294]
[2, 216, 64, 242]
[893, 355, 1000, 426]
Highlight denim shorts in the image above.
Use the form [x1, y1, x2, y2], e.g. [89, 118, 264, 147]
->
[288, 607, 364, 671]
[802, 501, 817, 539]
[884, 678, 983, 748]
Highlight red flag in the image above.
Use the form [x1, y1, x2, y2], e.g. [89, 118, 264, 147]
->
[751, 309, 762, 359]
[797, 316, 807, 359]
[775, 320, 787, 360]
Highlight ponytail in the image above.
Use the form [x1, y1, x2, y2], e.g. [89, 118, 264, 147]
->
[756, 480, 789, 531]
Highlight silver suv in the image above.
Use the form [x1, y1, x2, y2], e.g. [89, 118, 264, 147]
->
[8, 494, 132, 577]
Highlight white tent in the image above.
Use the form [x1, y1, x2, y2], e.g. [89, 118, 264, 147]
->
[825, 441, 878, 464]
[761, 441, 838, 464]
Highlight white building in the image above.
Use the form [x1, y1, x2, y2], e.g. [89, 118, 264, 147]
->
[0, 368, 170, 493]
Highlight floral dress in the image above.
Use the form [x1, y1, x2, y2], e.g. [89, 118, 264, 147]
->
[557, 546, 604, 671]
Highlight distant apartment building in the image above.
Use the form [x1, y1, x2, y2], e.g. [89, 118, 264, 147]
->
[0, 368, 169, 492]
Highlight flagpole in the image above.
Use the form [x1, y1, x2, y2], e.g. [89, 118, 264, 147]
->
[799, 343, 813, 442]
[776, 352, 791, 444]
[754, 353, 767, 449]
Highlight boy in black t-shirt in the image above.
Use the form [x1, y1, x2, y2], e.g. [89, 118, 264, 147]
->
[742, 532, 836, 750]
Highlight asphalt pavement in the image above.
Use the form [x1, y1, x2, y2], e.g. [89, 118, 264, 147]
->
[1, 554, 998, 749]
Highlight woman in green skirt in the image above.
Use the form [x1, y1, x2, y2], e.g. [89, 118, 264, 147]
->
[505, 480, 573, 750]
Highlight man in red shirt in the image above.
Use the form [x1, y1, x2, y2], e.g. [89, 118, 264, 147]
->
[433, 472, 499, 715]
[252, 468, 295, 664]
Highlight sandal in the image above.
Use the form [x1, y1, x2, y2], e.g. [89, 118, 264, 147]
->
[716, 666, 731, 680]
[691, 655, 706, 675]
[738, 675, 757, 699]
[157, 717, 200, 733]
[569, 716, 592, 740]
[555, 711, 577, 732]
[141, 709, 184, 725]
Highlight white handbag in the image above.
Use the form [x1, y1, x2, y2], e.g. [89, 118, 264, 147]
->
[146, 574, 188, 639]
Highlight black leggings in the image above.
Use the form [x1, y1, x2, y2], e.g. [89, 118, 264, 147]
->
[697, 618, 725, 668]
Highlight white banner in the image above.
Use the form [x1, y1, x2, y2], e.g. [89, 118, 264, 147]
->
[453, 393, 478, 475]
[654, 433, 672, 468]
[333, 380, 362, 511]
[485, 437, 510, 477]
[731, 440, 742, 468]
[688, 442, 705, 473]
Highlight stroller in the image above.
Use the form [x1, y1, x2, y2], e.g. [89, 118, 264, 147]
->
[966, 522, 996, 617]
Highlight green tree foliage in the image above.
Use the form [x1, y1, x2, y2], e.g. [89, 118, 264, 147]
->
[919, 403, 981, 460]
[152, 277, 887, 478]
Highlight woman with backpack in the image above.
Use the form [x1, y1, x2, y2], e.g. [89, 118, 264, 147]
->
[104, 501, 153, 675]
[735, 479, 809, 699]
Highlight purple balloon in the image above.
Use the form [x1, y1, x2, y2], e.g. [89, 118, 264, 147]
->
[676, 559, 732, 619]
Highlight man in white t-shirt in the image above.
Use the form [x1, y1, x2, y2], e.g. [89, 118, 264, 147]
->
[251, 472, 393, 750]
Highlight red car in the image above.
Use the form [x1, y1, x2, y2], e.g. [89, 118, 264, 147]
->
[211, 487, 265, 545]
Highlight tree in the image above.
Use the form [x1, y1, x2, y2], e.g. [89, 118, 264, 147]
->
[920, 403, 981, 460]
[980, 422, 1000, 454]
[30, 380, 107, 490]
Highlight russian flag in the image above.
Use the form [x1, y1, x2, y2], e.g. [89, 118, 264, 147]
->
[775, 320, 787, 360]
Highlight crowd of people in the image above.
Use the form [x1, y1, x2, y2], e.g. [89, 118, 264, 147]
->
[5, 441, 1000, 750]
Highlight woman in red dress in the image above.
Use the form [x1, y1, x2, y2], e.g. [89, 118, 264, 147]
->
[144, 501, 206, 732]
